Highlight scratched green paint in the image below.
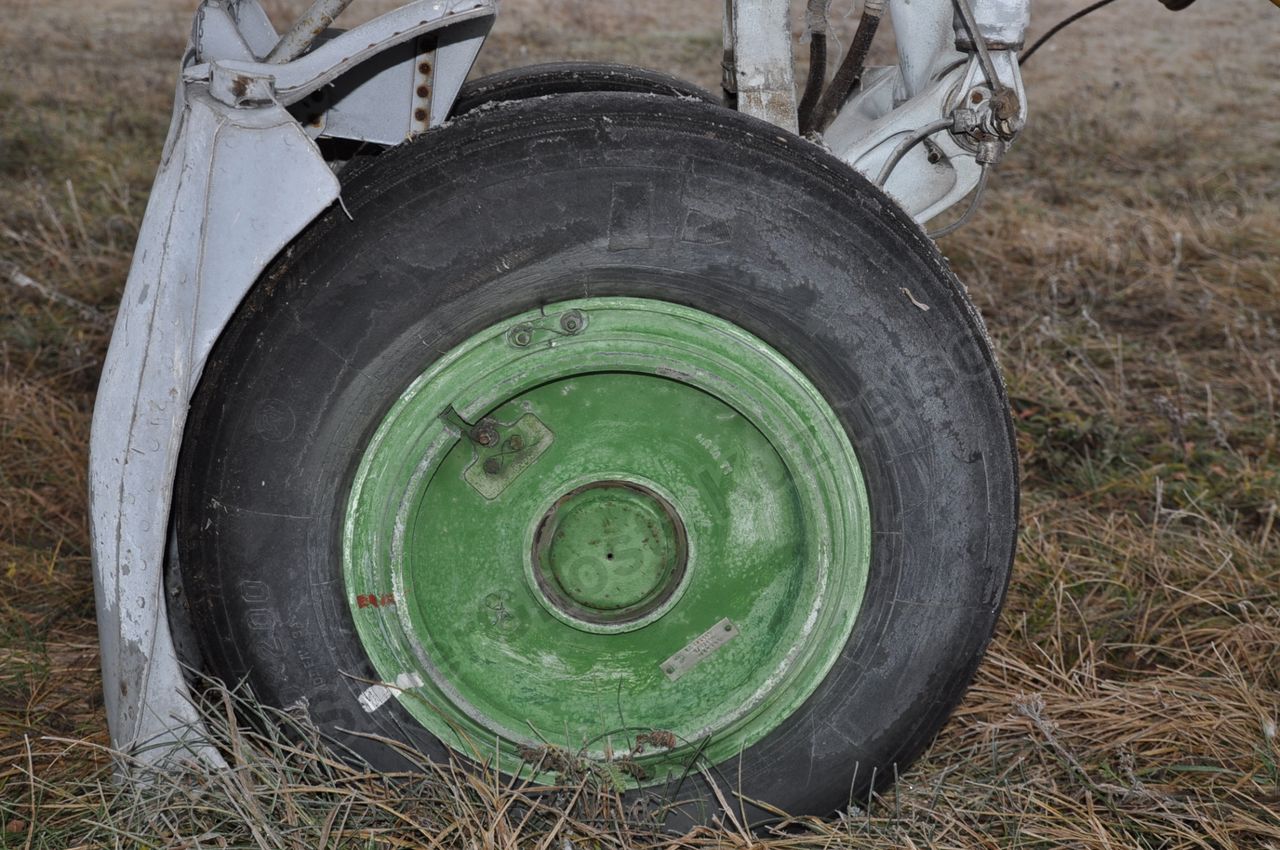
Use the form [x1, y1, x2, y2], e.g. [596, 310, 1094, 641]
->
[343, 298, 870, 785]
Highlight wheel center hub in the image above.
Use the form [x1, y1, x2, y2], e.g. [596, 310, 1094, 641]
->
[531, 481, 687, 630]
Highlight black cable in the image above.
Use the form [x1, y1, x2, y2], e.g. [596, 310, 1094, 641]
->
[797, 0, 830, 135]
[811, 0, 886, 133]
[1020, 0, 1122, 67]
[797, 34, 827, 131]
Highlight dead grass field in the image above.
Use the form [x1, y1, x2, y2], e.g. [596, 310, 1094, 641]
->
[1, 0, 1278, 846]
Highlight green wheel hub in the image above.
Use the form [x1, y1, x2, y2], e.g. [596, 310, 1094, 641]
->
[344, 297, 870, 785]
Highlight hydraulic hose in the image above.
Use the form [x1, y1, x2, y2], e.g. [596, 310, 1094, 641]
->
[797, 0, 831, 135]
[808, 0, 887, 134]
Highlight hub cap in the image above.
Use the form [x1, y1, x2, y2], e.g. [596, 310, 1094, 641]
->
[344, 297, 870, 785]
[531, 480, 689, 631]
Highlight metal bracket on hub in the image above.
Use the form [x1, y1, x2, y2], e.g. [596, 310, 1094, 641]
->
[504, 308, 589, 349]
[462, 414, 555, 500]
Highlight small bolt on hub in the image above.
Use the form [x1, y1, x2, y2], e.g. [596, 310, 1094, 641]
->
[470, 421, 499, 446]
[559, 310, 586, 334]
[508, 324, 534, 347]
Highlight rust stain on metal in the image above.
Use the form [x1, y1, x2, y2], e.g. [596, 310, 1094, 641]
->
[633, 729, 677, 751]
[411, 35, 437, 134]
[992, 87, 1020, 121]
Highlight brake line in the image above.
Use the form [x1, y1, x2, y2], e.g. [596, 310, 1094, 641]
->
[874, 118, 954, 187]
[928, 165, 990, 238]
[806, 0, 887, 134]
[797, 0, 831, 135]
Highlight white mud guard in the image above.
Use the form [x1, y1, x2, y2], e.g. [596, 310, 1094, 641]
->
[90, 0, 494, 769]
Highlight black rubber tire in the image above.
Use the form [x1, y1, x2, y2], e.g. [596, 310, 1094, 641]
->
[175, 92, 1018, 825]
[449, 61, 716, 118]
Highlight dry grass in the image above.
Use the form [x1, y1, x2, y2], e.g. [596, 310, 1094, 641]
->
[2, 0, 1278, 846]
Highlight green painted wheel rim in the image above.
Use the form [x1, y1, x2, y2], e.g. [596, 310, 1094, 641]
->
[343, 297, 870, 785]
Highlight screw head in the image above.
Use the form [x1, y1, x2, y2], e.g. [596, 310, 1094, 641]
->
[507, 434, 525, 451]
[509, 325, 533, 347]
[471, 424, 497, 447]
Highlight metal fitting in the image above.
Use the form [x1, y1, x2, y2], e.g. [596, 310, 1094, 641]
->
[951, 107, 981, 135]
[951, 83, 1022, 147]
[975, 139, 1008, 166]
[990, 86, 1024, 136]
[209, 65, 275, 108]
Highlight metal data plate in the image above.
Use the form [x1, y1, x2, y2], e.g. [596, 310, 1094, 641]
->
[661, 618, 739, 681]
